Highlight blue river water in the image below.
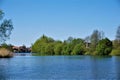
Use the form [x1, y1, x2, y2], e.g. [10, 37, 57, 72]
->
[0, 55, 120, 80]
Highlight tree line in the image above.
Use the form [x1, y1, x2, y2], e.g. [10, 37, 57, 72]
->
[0, 9, 120, 56]
[32, 27, 120, 56]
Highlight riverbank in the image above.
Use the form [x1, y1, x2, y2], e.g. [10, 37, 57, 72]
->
[0, 48, 13, 58]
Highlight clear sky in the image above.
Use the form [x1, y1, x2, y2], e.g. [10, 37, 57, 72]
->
[0, 0, 120, 47]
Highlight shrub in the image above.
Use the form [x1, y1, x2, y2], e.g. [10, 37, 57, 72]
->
[72, 43, 85, 55]
[96, 38, 112, 55]
[0, 48, 13, 58]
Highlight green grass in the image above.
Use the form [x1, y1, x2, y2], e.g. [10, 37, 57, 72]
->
[110, 49, 120, 56]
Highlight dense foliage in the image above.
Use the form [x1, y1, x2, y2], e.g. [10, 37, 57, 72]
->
[32, 32, 113, 56]
[32, 35, 86, 55]
[96, 38, 112, 55]
[31, 26, 120, 56]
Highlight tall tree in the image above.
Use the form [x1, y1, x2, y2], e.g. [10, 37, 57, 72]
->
[0, 10, 13, 44]
[90, 30, 103, 48]
[116, 26, 120, 43]
[0, 19, 13, 44]
[112, 26, 120, 51]
[89, 30, 105, 54]
[66, 36, 74, 43]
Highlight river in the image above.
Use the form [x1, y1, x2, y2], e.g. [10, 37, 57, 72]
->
[0, 55, 120, 80]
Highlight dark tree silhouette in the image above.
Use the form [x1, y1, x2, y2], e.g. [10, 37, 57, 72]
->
[0, 10, 13, 44]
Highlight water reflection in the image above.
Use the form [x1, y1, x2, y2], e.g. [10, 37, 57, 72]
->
[14, 53, 32, 56]
[0, 58, 12, 79]
[112, 56, 120, 79]
[0, 56, 120, 79]
[88, 56, 120, 79]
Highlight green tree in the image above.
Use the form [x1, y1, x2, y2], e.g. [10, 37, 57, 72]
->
[32, 38, 43, 53]
[45, 43, 54, 55]
[71, 38, 84, 46]
[65, 44, 73, 55]
[72, 43, 85, 55]
[96, 38, 112, 55]
[39, 35, 54, 43]
[90, 30, 104, 54]
[62, 43, 68, 55]
[63, 38, 85, 55]
[32, 35, 55, 55]
[90, 30, 102, 48]
[54, 43, 63, 55]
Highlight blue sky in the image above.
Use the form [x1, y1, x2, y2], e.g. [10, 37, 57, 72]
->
[0, 0, 120, 46]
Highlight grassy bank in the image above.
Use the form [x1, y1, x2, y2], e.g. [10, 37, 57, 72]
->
[110, 49, 120, 56]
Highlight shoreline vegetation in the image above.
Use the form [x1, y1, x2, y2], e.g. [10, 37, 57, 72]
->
[0, 48, 13, 58]
[32, 27, 120, 56]
[0, 10, 120, 57]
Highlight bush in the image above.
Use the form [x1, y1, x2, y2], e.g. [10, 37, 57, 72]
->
[96, 38, 112, 55]
[72, 43, 85, 55]
[0, 48, 13, 58]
